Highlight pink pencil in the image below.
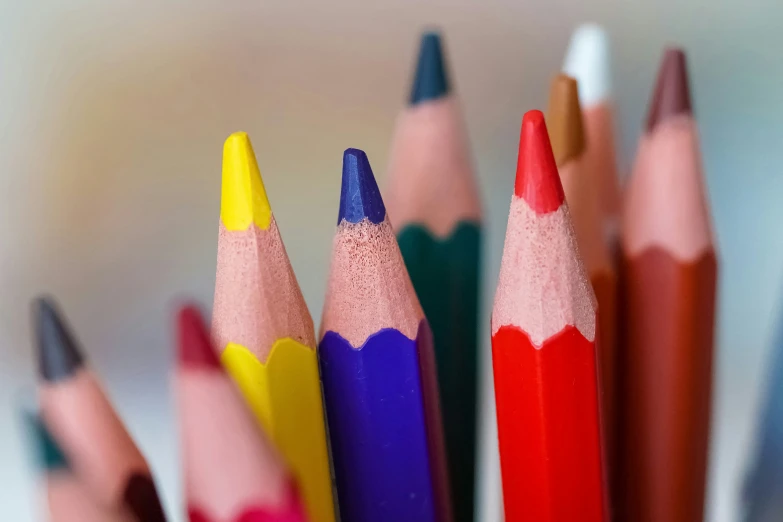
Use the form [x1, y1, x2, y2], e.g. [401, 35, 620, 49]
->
[175, 305, 308, 522]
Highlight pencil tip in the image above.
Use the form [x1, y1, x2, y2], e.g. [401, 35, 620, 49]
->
[410, 31, 450, 105]
[34, 297, 85, 383]
[646, 48, 692, 131]
[25, 413, 69, 471]
[562, 23, 612, 106]
[221, 131, 273, 231]
[177, 305, 221, 370]
[338, 148, 386, 224]
[547, 74, 585, 166]
[514, 110, 564, 214]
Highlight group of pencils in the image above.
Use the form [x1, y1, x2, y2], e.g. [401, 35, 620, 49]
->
[22, 21, 780, 522]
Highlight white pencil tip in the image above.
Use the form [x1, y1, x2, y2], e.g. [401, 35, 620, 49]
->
[562, 23, 612, 106]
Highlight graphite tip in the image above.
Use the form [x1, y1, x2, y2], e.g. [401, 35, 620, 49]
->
[646, 48, 692, 131]
[410, 31, 451, 105]
[338, 148, 386, 225]
[177, 305, 221, 370]
[514, 110, 565, 214]
[547, 74, 586, 167]
[221, 131, 273, 231]
[34, 296, 85, 382]
[562, 23, 612, 106]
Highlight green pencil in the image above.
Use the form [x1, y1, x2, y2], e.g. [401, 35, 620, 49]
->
[386, 30, 482, 522]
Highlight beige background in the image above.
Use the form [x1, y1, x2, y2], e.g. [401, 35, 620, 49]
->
[1, 1, 781, 521]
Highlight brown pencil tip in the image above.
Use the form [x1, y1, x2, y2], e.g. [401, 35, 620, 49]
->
[646, 48, 692, 131]
[546, 74, 585, 166]
[177, 305, 221, 370]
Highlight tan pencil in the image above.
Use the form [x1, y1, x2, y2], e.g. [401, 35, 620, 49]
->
[547, 73, 617, 504]
[34, 296, 167, 522]
[619, 48, 717, 522]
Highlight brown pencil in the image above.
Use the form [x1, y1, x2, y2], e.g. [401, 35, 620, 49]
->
[619, 48, 717, 522]
[25, 413, 134, 522]
[34, 296, 168, 522]
[547, 73, 617, 500]
[176, 305, 307, 522]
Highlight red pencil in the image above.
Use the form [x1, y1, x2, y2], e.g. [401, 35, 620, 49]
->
[491, 110, 606, 522]
[176, 305, 308, 522]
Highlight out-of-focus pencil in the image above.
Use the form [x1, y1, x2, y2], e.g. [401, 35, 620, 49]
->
[620, 48, 717, 522]
[562, 24, 622, 240]
[212, 132, 334, 522]
[547, 73, 617, 502]
[34, 297, 167, 522]
[318, 148, 452, 522]
[492, 111, 606, 522]
[25, 413, 134, 522]
[743, 302, 783, 522]
[386, 31, 482, 522]
[176, 305, 308, 522]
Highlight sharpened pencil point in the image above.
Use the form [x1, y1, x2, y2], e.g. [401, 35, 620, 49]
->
[221, 132, 273, 231]
[25, 413, 69, 471]
[646, 48, 692, 131]
[562, 24, 612, 106]
[338, 148, 386, 225]
[514, 110, 564, 214]
[547, 74, 585, 167]
[34, 297, 85, 382]
[410, 31, 450, 105]
[177, 305, 221, 370]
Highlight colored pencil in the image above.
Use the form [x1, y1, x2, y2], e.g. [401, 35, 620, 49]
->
[176, 305, 308, 522]
[547, 73, 618, 499]
[318, 148, 452, 522]
[491, 111, 606, 522]
[25, 413, 134, 522]
[562, 24, 622, 240]
[34, 297, 167, 522]
[212, 132, 335, 522]
[385, 31, 482, 522]
[619, 49, 717, 522]
[743, 303, 783, 522]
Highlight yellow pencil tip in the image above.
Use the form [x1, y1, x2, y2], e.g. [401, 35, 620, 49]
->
[221, 132, 272, 230]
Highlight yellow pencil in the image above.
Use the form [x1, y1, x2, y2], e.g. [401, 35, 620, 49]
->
[212, 132, 335, 522]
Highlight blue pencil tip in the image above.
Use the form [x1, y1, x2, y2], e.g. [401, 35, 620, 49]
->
[338, 148, 386, 225]
[410, 31, 450, 105]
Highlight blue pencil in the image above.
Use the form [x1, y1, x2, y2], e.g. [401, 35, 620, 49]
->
[318, 148, 452, 522]
[743, 305, 783, 521]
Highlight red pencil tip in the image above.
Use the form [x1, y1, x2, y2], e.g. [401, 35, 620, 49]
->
[177, 305, 222, 370]
[514, 110, 564, 214]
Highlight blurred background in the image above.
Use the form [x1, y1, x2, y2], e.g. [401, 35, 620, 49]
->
[0, 1, 781, 520]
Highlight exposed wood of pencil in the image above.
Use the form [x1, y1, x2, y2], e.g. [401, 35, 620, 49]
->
[619, 48, 717, 522]
[491, 110, 606, 522]
[318, 148, 451, 522]
[26, 413, 135, 522]
[177, 305, 307, 522]
[211, 132, 334, 522]
[547, 73, 618, 502]
[33, 297, 167, 522]
[385, 30, 482, 522]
